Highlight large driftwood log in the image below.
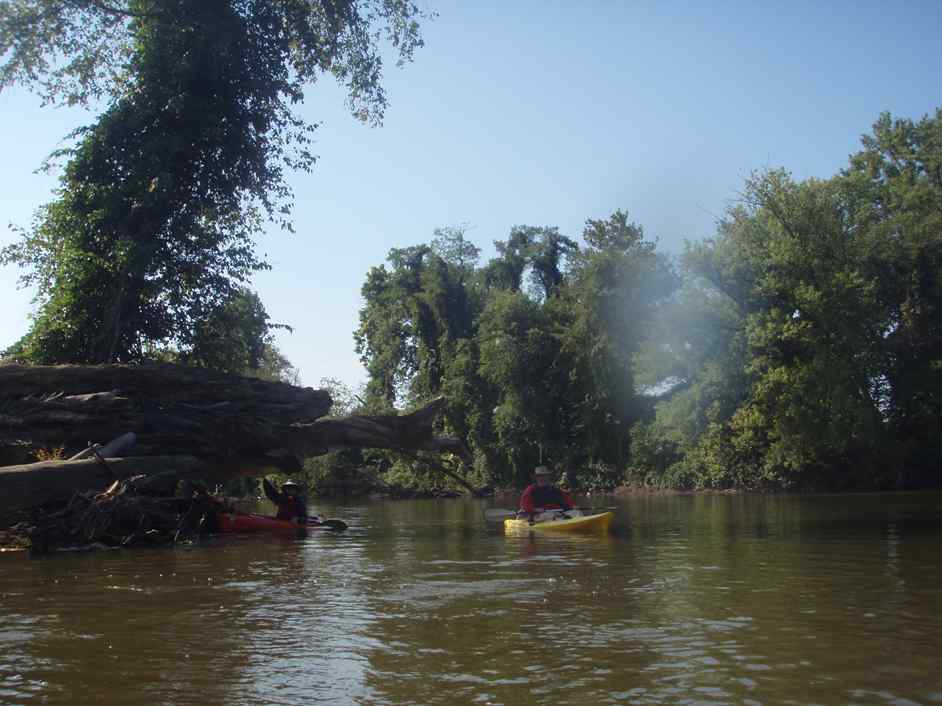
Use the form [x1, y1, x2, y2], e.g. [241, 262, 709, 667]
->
[285, 398, 468, 457]
[0, 455, 212, 516]
[0, 363, 331, 465]
[0, 363, 473, 514]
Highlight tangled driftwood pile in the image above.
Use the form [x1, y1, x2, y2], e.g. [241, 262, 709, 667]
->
[1, 362, 476, 552]
[8, 476, 230, 553]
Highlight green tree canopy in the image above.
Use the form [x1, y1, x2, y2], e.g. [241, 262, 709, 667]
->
[354, 214, 678, 489]
[1, 0, 427, 364]
[631, 110, 942, 490]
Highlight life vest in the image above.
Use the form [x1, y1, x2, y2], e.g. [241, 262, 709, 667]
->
[264, 479, 308, 521]
[274, 495, 307, 521]
[520, 484, 572, 513]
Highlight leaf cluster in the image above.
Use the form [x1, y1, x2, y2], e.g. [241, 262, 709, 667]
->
[355, 215, 677, 490]
[1, 0, 428, 364]
[632, 109, 942, 490]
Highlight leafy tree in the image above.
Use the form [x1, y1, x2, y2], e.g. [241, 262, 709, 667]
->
[1, 0, 427, 364]
[355, 245, 428, 405]
[431, 225, 481, 272]
[843, 110, 942, 483]
[631, 174, 889, 489]
[631, 110, 942, 490]
[475, 290, 565, 484]
[350, 111, 942, 495]
[526, 227, 578, 300]
[183, 289, 289, 376]
[355, 215, 677, 490]
[355, 242, 482, 406]
[562, 211, 678, 474]
[630, 273, 749, 488]
[483, 226, 535, 292]
[251, 345, 301, 386]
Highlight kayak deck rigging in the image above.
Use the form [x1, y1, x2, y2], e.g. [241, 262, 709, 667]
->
[504, 509, 614, 534]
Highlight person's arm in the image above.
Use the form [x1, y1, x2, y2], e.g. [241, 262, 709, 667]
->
[262, 478, 280, 504]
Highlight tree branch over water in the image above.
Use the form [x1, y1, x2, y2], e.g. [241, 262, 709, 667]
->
[0, 363, 473, 515]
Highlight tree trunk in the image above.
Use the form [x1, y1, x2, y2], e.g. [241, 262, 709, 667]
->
[0, 455, 212, 517]
[0, 363, 472, 514]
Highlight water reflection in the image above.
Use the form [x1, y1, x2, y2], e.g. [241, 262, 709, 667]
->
[1, 545, 257, 705]
[237, 531, 380, 704]
[1, 493, 941, 705]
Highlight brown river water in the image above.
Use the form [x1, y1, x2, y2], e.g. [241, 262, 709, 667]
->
[2, 492, 941, 706]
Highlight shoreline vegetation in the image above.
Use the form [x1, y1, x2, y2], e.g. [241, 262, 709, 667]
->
[304, 109, 942, 498]
[2, 108, 941, 518]
[0, 7, 939, 524]
[3, 483, 931, 557]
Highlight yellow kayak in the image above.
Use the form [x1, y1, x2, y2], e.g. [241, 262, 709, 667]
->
[504, 510, 614, 534]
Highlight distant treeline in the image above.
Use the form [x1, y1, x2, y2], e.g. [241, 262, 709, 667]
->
[3, 4, 936, 496]
[317, 109, 942, 494]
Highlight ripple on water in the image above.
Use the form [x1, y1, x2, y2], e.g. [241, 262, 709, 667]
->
[382, 578, 546, 607]
[3, 494, 942, 705]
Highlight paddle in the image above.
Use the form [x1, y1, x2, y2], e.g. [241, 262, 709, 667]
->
[483, 508, 518, 522]
[484, 506, 616, 523]
[307, 517, 348, 531]
[484, 508, 576, 527]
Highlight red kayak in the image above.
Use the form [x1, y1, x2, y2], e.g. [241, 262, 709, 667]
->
[216, 513, 342, 534]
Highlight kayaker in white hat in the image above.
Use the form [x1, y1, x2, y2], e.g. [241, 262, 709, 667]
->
[263, 478, 308, 523]
[519, 465, 573, 518]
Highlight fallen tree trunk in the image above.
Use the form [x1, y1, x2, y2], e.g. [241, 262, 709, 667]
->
[0, 455, 239, 516]
[69, 432, 138, 460]
[284, 397, 469, 458]
[0, 362, 331, 466]
[0, 363, 474, 515]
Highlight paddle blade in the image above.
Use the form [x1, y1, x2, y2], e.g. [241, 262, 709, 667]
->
[484, 509, 517, 522]
[308, 518, 348, 531]
[320, 519, 348, 531]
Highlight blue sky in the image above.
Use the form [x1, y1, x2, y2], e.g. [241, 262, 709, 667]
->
[1, 0, 940, 388]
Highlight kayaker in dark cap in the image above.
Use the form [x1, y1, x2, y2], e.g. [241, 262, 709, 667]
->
[263, 478, 308, 523]
[519, 466, 574, 517]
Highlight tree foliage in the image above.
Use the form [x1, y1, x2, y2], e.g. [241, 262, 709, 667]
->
[355, 214, 677, 490]
[182, 288, 291, 377]
[352, 110, 942, 494]
[631, 110, 942, 490]
[1, 0, 427, 364]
